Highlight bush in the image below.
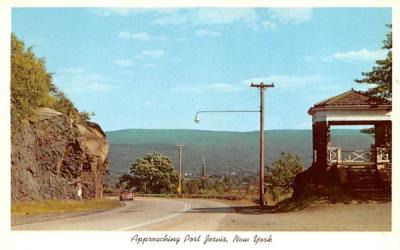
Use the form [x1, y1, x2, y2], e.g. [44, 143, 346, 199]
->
[266, 152, 304, 201]
[185, 178, 200, 194]
[11, 33, 56, 128]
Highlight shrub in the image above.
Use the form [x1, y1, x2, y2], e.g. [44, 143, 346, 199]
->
[266, 152, 304, 201]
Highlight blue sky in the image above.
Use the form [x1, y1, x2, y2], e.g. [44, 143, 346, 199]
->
[12, 8, 391, 132]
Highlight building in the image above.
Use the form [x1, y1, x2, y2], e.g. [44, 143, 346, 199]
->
[308, 89, 392, 192]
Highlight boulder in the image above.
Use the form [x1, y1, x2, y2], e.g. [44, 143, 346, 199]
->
[11, 108, 109, 200]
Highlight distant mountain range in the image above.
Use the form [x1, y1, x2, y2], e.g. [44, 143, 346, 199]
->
[106, 129, 374, 178]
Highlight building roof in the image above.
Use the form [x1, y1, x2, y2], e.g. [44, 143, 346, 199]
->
[308, 89, 391, 115]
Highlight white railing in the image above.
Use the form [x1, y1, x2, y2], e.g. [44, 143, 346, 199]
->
[328, 147, 391, 164]
[376, 147, 391, 163]
[329, 147, 340, 163]
[342, 150, 371, 162]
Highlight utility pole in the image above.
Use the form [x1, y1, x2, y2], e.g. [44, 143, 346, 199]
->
[251, 82, 274, 206]
[176, 144, 184, 194]
[201, 157, 207, 190]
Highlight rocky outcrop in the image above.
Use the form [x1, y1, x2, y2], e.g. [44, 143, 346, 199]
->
[11, 108, 109, 200]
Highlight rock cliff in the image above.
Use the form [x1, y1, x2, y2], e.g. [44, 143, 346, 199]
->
[11, 108, 109, 200]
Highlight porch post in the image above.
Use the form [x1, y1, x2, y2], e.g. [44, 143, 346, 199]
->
[375, 122, 386, 147]
[312, 121, 330, 170]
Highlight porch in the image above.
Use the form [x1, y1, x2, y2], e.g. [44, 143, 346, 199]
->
[328, 146, 391, 190]
[308, 89, 392, 191]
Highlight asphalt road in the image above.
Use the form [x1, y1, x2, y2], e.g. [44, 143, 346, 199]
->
[12, 197, 391, 231]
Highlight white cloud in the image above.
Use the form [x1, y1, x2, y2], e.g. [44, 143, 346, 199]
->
[332, 48, 386, 61]
[96, 8, 181, 16]
[114, 59, 133, 67]
[192, 8, 260, 30]
[172, 75, 323, 94]
[242, 75, 322, 90]
[268, 8, 313, 24]
[141, 50, 165, 58]
[98, 8, 316, 32]
[304, 49, 385, 63]
[55, 68, 115, 93]
[193, 8, 258, 26]
[149, 8, 260, 30]
[195, 29, 221, 37]
[133, 32, 154, 41]
[120, 31, 150, 41]
[118, 31, 167, 42]
[99, 8, 311, 36]
[151, 14, 187, 26]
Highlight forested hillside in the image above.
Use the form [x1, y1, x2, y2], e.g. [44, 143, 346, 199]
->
[106, 129, 374, 178]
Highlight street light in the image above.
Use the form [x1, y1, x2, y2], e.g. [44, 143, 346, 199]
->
[194, 113, 200, 123]
[193, 109, 260, 200]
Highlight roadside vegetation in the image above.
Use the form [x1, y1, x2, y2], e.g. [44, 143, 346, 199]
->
[118, 153, 179, 194]
[113, 151, 303, 206]
[12, 199, 121, 217]
[11, 33, 93, 133]
[266, 152, 304, 203]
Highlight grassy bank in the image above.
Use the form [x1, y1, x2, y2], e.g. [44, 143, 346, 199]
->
[12, 198, 121, 217]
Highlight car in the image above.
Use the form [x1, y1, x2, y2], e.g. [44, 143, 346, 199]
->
[119, 190, 134, 201]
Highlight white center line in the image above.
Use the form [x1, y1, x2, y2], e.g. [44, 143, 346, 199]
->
[114, 201, 190, 231]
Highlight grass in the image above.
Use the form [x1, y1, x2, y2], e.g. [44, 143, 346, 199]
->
[12, 198, 121, 217]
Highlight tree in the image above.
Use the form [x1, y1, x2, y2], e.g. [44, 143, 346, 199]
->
[213, 180, 225, 194]
[129, 153, 178, 194]
[355, 24, 392, 99]
[52, 90, 80, 120]
[11, 33, 93, 129]
[223, 175, 234, 192]
[11, 33, 56, 128]
[118, 173, 135, 190]
[266, 152, 304, 201]
[185, 178, 200, 194]
[355, 25, 392, 137]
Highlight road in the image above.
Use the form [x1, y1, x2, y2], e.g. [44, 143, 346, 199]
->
[12, 197, 391, 231]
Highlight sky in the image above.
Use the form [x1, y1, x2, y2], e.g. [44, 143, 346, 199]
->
[11, 7, 392, 132]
